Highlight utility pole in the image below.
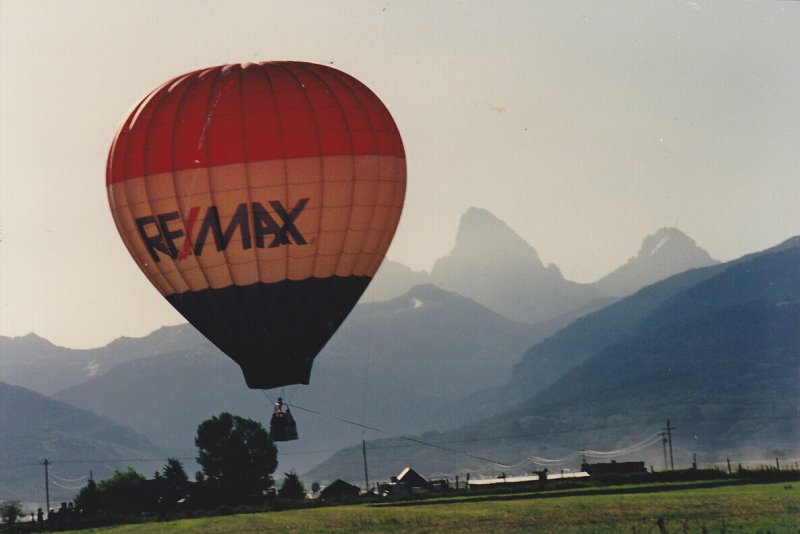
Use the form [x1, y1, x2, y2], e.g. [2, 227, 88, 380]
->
[43, 459, 50, 513]
[362, 440, 369, 493]
[661, 420, 675, 470]
[660, 431, 668, 471]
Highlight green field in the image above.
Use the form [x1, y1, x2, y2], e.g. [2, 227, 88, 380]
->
[63, 482, 798, 534]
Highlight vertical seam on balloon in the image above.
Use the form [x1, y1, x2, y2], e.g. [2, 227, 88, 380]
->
[283, 62, 339, 375]
[368, 97, 404, 276]
[355, 88, 405, 276]
[294, 64, 359, 336]
[126, 80, 173, 143]
[201, 68, 239, 289]
[335, 70, 382, 279]
[200, 67, 250, 331]
[115, 104, 158, 286]
[260, 62, 294, 377]
[167, 68, 226, 344]
[107, 115, 139, 267]
[167, 75, 203, 281]
[134, 89, 181, 297]
[237, 66, 259, 285]
[170, 73, 217, 295]
[259, 63, 291, 284]
[319, 68, 359, 282]
[298, 63, 356, 274]
[236, 64, 274, 367]
[173, 69, 240, 346]
[282, 63, 326, 282]
[248, 60, 290, 348]
[217, 64, 260, 360]
[264, 62, 306, 378]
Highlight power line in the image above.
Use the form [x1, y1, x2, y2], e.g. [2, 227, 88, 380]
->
[4, 412, 797, 471]
[286, 401, 513, 467]
[50, 473, 87, 483]
[581, 433, 663, 458]
[51, 479, 87, 491]
[10, 456, 197, 469]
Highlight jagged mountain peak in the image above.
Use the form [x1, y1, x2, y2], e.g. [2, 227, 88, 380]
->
[2, 332, 58, 354]
[450, 207, 543, 266]
[12, 332, 54, 345]
[428, 207, 603, 324]
[595, 227, 718, 297]
[638, 227, 702, 258]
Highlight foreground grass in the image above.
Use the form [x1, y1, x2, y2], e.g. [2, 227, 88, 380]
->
[67, 482, 798, 534]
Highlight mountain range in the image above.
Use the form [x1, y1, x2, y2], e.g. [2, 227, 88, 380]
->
[0, 382, 165, 507]
[50, 285, 546, 475]
[0, 325, 208, 395]
[306, 237, 800, 484]
[1, 207, 732, 502]
[364, 209, 717, 326]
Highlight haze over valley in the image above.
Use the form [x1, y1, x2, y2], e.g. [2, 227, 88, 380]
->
[7, 208, 794, 506]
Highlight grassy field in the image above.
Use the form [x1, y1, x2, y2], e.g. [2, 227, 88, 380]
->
[64, 482, 798, 534]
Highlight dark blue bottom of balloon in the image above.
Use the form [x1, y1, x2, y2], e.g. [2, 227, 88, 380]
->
[166, 276, 371, 389]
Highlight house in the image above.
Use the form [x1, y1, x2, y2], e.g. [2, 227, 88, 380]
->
[378, 467, 431, 496]
[396, 467, 429, 492]
[467, 470, 589, 489]
[318, 479, 360, 501]
[581, 460, 647, 476]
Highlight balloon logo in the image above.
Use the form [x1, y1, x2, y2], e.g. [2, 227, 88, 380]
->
[106, 62, 406, 389]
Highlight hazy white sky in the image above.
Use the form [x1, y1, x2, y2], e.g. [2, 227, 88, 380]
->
[2, 0, 800, 348]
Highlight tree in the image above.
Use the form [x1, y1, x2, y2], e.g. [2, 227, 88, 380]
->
[74, 479, 100, 514]
[160, 458, 190, 507]
[195, 412, 277, 503]
[163, 458, 188, 484]
[278, 470, 306, 500]
[0, 500, 23, 525]
[96, 468, 147, 514]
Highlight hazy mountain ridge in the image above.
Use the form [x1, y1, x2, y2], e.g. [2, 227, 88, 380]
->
[49, 285, 547, 476]
[594, 227, 719, 296]
[363, 209, 717, 329]
[304, 237, 800, 484]
[0, 382, 166, 506]
[0, 324, 205, 395]
[429, 207, 605, 324]
[2, 208, 726, 495]
[54, 345, 262, 452]
[1, 207, 716, 399]
[422, 261, 730, 431]
[361, 260, 430, 302]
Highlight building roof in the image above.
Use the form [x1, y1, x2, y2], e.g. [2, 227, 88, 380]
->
[319, 479, 360, 499]
[396, 467, 428, 488]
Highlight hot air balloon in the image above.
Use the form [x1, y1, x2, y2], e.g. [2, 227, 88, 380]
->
[106, 61, 406, 392]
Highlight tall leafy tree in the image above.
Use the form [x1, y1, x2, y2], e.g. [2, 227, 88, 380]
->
[74, 470, 147, 516]
[278, 470, 306, 500]
[195, 412, 277, 503]
[0, 500, 23, 525]
[74, 479, 99, 514]
[160, 458, 190, 507]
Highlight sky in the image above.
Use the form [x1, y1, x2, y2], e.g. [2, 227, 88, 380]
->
[2, 0, 800, 349]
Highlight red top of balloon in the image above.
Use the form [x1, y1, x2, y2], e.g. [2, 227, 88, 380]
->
[107, 61, 404, 185]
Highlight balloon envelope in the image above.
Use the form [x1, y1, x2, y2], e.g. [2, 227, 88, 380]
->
[106, 62, 405, 389]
